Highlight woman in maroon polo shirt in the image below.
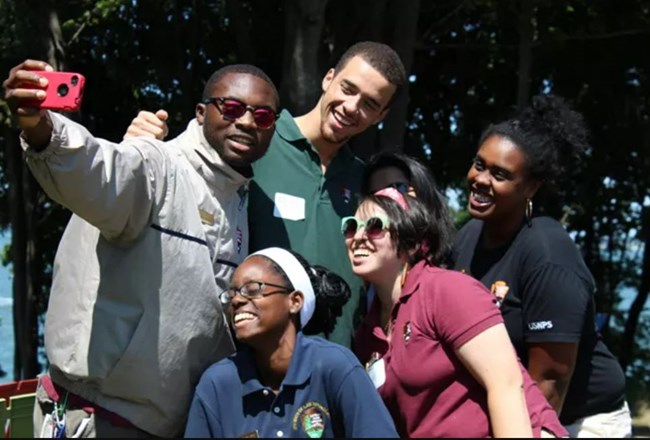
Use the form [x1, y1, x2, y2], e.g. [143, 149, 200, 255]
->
[345, 188, 567, 438]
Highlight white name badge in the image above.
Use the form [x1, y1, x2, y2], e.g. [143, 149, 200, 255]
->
[367, 357, 386, 389]
[273, 192, 305, 221]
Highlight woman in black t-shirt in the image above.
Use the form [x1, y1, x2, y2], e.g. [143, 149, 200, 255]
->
[452, 94, 631, 437]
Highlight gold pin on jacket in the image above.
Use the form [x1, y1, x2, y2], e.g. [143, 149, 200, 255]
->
[199, 209, 215, 225]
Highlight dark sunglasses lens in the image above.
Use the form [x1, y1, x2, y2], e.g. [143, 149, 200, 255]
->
[221, 99, 247, 120]
[342, 218, 358, 238]
[253, 109, 276, 129]
[365, 217, 385, 238]
[391, 182, 410, 194]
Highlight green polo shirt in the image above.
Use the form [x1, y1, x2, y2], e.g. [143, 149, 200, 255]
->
[249, 110, 366, 348]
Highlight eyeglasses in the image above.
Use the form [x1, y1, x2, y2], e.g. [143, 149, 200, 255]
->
[203, 97, 279, 129]
[219, 280, 292, 305]
[341, 215, 391, 239]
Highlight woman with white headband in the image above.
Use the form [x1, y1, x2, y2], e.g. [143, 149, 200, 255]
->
[184, 247, 398, 438]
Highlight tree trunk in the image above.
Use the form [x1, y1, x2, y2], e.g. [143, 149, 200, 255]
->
[378, 0, 420, 153]
[340, 0, 420, 160]
[8, 0, 66, 380]
[620, 205, 650, 371]
[280, 0, 330, 114]
[4, 130, 38, 380]
[516, 0, 534, 110]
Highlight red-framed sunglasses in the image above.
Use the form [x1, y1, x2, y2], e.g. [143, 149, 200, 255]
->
[203, 97, 279, 129]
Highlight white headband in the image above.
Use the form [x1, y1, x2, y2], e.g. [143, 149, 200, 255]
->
[249, 247, 316, 327]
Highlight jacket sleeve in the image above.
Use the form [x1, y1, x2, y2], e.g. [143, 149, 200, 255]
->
[21, 111, 169, 243]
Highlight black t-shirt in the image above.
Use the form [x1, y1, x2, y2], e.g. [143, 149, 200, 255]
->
[452, 216, 626, 424]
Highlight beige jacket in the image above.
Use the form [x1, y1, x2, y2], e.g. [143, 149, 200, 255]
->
[23, 113, 246, 437]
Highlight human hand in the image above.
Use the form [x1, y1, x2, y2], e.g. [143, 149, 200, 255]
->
[3, 59, 53, 131]
[123, 109, 169, 140]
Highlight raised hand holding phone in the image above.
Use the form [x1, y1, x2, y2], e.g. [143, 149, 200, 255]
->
[22, 71, 86, 112]
[2, 59, 78, 147]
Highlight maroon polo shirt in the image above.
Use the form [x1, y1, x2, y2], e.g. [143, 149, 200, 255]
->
[353, 261, 568, 438]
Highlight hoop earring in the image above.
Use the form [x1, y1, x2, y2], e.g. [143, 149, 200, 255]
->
[525, 198, 533, 226]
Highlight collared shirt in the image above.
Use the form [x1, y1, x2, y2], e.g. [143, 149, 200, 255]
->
[184, 333, 398, 438]
[353, 261, 568, 438]
[248, 110, 367, 348]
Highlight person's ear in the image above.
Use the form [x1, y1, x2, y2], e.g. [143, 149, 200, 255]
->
[289, 290, 304, 316]
[526, 179, 543, 199]
[196, 103, 206, 125]
[322, 68, 336, 93]
[370, 106, 390, 126]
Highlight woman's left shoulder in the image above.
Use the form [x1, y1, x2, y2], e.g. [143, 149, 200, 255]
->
[528, 216, 573, 240]
[521, 217, 581, 255]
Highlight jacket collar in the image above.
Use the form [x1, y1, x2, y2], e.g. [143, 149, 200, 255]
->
[172, 118, 250, 192]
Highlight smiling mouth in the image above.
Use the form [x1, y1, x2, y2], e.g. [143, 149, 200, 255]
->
[470, 190, 493, 206]
[233, 312, 257, 326]
[227, 134, 256, 148]
[332, 109, 355, 128]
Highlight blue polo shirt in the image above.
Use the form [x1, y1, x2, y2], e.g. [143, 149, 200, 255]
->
[184, 333, 398, 438]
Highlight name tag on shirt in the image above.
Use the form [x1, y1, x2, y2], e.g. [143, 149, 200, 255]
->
[367, 357, 386, 389]
[273, 193, 305, 221]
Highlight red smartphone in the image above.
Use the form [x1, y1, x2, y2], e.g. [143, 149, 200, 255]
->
[22, 71, 86, 112]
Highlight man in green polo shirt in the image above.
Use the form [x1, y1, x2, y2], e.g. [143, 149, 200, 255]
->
[248, 42, 406, 347]
[124, 42, 406, 348]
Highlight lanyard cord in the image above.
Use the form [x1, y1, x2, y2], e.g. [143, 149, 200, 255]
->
[57, 391, 69, 419]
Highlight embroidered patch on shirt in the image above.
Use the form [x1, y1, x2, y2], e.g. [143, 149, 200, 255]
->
[490, 280, 510, 308]
[403, 321, 412, 342]
[199, 209, 214, 225]
[292, 402, 330, 438]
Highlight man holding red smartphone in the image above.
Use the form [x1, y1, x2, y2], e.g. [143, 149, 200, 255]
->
[3, 59, 280, 438]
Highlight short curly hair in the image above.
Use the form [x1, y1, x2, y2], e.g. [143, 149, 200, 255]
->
[335, 41, 407, 107]
[202, 64, 280, 109]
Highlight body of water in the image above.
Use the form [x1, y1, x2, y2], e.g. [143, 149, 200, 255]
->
[0, 232, 14, 384]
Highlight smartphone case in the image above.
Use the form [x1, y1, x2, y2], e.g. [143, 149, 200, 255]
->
[23, 71, 86, 112]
